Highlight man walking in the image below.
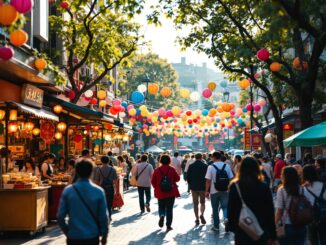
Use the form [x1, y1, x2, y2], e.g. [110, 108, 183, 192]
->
[108, 151, 118, 166]
[57, 159, 108, 245]
[205, 151, 233, 231]
[93, 156, 118, 220]
[171, 152, 182, 176]
[132, 154, 154, 214]
[187, 153, 208, 226]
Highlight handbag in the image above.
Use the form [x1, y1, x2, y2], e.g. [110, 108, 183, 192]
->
[130, 164, 148, 187]
[235, 183, 264, 241]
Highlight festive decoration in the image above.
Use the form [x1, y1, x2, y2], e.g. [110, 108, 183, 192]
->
[220, 81, 228, 88]
[10, 0, 33, 14]
[257, 48, 269, 61]
[160, 87, 172, 98]
[53, 105, 63, 114]
[8, 122, 18, 133]
[32, 128, 40, 136]
[270, 62, 282, 72]
[106, 124, 113, 130]
[264, 133, 273, 143]
[68, 90, 76, 100]
[148, 83, 159, 95]
[258, 98, 266, 107]
[180, 89, 190, 99]
[40, 121, 55, 143]
[221, 103, 232, 112]
[0, 4, 19, 26]
[84, 90, 93, 98]
[73, 134, 82, 143]
[99, 100, 106, 107]
[128, 108, 136, 116]
[90, 98, 97, 105]
[55, 132, 62, 140]
[9, 29, 28, 47]
[24, 122, 34, 131]
[207, 82, 217, 91]
[131, 91, 144, 104]
[97, 90, 106, 100]
[202, 88, 212, 98]
[137, 84, 147, 93]
[34, 58, 47, 71]
[59, 1, 69, 9]
[254, 104, 261, 112]
[0, 110, 5, 120]
[293, 57, 308, 70]
[9, 110, 17, 120]
[0, 46, 14, 61]
[190, 91, 200, 102]
[57, 122, 67, 132]
[238, 79, 250, 89]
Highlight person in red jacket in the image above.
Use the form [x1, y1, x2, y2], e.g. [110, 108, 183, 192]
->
[273, 154, 286, 191]
[151, 154, 180, 232]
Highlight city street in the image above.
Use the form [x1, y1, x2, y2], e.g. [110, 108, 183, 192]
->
[1, 180, 234, 245]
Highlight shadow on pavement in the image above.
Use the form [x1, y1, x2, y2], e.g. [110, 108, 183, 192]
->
[127, 229, 167, 245]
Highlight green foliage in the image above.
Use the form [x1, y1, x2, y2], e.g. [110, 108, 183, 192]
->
[119, 53, 183, 109]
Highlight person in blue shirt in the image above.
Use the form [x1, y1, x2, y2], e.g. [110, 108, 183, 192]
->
[57, 159, 109, 245]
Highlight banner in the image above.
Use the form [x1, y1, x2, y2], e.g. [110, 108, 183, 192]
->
[244, 127, 262, 151]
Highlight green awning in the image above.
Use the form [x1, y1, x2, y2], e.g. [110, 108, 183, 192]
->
[283, 121, 326, 147]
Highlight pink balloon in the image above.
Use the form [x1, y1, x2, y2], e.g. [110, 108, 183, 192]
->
[230, 111, 235, 116]
[113, 99, 121, 106]
[258, 99, 266, 107]
[166, 110, 173, 117]
[0, 46, 14, 61]
[254, 104, 261, 112]
[10, 0, 33, 14]
[202, 88, 212, 98]
[158, 108, 166, 116]
[246, 103, 252, 111]
[127, 105, 134, 111]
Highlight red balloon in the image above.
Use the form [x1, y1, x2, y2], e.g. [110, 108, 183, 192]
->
[90, 98, 97, 105]
[73, 134, 82, 143]
[166, 110, 173, 117]
[106, 124, 113, 130]
[10, 0, 33, 14]
[188, 119, 193, 124]
[60, 1, 69, 9]
[119, 107, 125, 112]
[113, 105, 121, 111]
[246, 103, 252, 111]
[85, 125, 91, 130]
[0, 46, 14, 61]
[110, 107, 118, 115]
[68, 90, 75, 100]
[257, 48, 269, 61]
[193, 118, 198, 123]
[186, 111, 192, 116]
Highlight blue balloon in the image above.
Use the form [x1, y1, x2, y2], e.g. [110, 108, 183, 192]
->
[131, 91, 144, 104]
[121, 101, 128, 108]
[237, 118, 243, 124]
[215, 117, 220, 123]
[202, 109, 209, 116]
[220, 81, 228, 88]
[242, 107, 247, 113]
[136, 109, 141, 116]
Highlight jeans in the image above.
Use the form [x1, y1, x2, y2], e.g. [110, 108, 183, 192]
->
[308, 222, 326, 245]
[67, 237, 99, 245]
[278, 224, 306, 245]
[105, 191, 114, 219]
[210, 191, 228, 227]
[158, 197, 175, 228]
[137, 186, 151, 212]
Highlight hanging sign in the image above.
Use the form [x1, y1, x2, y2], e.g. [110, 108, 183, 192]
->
[21, 84, 44, 108]
[40, 121, 55, 144]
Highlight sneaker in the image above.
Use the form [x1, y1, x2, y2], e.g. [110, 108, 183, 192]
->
[195, 219, 200, 226]
[200, 215, 206, 225]
[211, 226, 219, 232]
[158, 216, 164, 228]
[166, 227, 173, 232]
[145, 204, 151, 212]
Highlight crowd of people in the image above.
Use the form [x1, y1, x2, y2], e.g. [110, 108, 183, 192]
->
[52, 149, 326, 245]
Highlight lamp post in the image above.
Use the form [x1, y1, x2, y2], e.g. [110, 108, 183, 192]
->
[223, 90, 230, 150]
[248, 64, 257, 152]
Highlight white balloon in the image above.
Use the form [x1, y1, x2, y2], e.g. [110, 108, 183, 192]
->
[137, 84, 147, 93]
[84, 90, 93, 98]
[190, 91, 200, 102]
[119, 112, 126, 118]
[264, 133, 273, 143]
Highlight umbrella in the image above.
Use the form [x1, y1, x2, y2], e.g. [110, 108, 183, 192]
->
[283, 121, 326, 147]
[146, 145, 164, 153]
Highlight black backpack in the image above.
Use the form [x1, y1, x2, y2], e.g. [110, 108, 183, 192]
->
[306, 183, 326, 224]
[159, 167, 173, 192]
[212, 164, 229, 191]
[99, 168, 114, 194]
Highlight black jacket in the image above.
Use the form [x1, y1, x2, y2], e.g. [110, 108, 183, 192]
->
[187, 160, 208, 191]
[228, 181, 276, 244]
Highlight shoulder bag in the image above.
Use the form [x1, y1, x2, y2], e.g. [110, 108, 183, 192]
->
[235, 183, 264, 241]
[130, 164, 148, 187]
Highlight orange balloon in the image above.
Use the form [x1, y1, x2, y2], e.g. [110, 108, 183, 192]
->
[148, 83, 159, 95]
[160, 87, 172, 97]
[270, 62, 282, 72]
[0, 5, 19, 26]
[10, 29, 28, 47]
[35, 58, 47, 71]
[238, 79, 250, 89]
[293, 57, 308, 70]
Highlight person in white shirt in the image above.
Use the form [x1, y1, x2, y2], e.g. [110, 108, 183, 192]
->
[205, 151, 234, 231]
[171, 152, 182, 176]
[185, 155, 195, 173]
[262, 156, 273, 188]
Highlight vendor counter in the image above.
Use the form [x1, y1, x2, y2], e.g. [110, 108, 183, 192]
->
[48, 184, 66, 220]
[0, 186, 50, 233]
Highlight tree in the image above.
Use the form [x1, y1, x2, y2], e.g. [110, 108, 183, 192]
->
[150, 0, 326, 155]
[120, 53, 183, 109]
[49, 0, 143, 103]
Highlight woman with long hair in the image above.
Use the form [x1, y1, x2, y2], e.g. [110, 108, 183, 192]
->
[228, 157, 276, 245]
[232, 155, 242, 175]
[275, 167, 307, 245]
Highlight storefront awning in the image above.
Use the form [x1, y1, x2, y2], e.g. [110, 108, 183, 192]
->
[3, 101, 59, 121]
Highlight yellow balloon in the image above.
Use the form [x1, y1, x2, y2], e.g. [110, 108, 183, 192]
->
[99, 100, 106, 107]
[208, 82, 217, 91]
[128, 108, 136, 116]
[141, 110, 148, 117]
[97, 90, 107, 100]
[171, 106, 181, 116]
[180, 88, 190, 99]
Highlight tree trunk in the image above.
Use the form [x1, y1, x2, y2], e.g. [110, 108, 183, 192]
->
[269, 100, 285, 156]
[298, 91, 313, 130]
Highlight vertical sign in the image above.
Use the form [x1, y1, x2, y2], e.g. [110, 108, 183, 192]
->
[244, 127, 250, 150]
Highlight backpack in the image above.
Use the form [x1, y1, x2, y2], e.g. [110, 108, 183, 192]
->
[99, 168, 114, 194]
[212, 164, 229, 191]
[305, 183, 326, 223]
[288, 188, 314, 225]
[159, 167, 173, 192]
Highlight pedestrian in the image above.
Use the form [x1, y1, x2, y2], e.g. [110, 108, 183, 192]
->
[273, 154, 286, 191]
[262, 156, 273, 189]
[302, 165, 326, 245]
[151, 154, 180, 232]
[205, 151, 234, 231]
[108, 151, 117, 166]
[171, 152, 182, 176]
[181, 154, 190, 181]
[148, 153, 157, 170]
[132, 154, 154, 214]
[315, 156, 326, 182]
[232, 155, 242, 175]
[185, 154, 195, 193]
[57, 159, 108, 245]
[275, 166, 308, 245]
[187, 153, 208, 226]
[93, 156, 118, 220]
[228, 156, 276, 245]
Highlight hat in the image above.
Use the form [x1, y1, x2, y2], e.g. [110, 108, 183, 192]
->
[314, 155, 325, 160]
[276, 154, 282, 159]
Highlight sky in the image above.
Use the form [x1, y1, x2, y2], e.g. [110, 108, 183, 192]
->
[135, 4, 219, 71]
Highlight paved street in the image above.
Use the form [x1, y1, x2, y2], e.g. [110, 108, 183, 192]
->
[0, 180, 234, 245]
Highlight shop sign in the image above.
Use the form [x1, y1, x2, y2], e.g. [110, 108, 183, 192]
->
[21, 84, 44, 108]
[252, 134, 262, 150]
[244, 128, 250, 150]
[40, 121, 55, 144]
[244, 127, 262, 151]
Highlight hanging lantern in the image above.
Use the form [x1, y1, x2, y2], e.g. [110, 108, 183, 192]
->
[73, 134, 82, 143]
[24, 122, 34, 131]
[32, 128, 40, 136]
[257, 48, 269, 61]
[97, 90, 106, 100]
[9, 29, 28, 47]
[99, 100, 106, 107]
[84, 90, 93, 98]
[9, 109, 17, 120]
[180, 89, 190, 99]
[0, 110, 5, 120]
[0, 4, 19, 26]
[10, 0, 33, 14]
[0, 46, 15, 61]
[160, 87, 172, 98]
[53, 105, 63, 114]
[106, 124, 113, 130]
[60, 1, 69, 9]
[34, 58, 47, 71]
[93, 125, 100, 131]
[293, 57, 308, 70]
[270, 62, 282, 72]
[264, 133, 273, 143]
[57, 122, 67, 132]
[8, 122, 18, 133]
[207, 82, 217, 91]
[238, 79, 250, 89]
[68, 128, 74, 135]
[202, 88, 212, 98]
[148, 83, 159, 95]
[55, 132, 62, 140]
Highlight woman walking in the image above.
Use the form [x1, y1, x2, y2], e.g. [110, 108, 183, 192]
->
[151, 154, 180, 232]
[275, 166, 308, 245]
[228, 157, 276, 245]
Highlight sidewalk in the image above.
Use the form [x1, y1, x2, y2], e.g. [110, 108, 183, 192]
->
[0, 180, 234, 245]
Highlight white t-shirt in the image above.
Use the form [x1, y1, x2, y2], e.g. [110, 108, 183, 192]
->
[185, 159, 195, 172]
[171, 157, 182, 175]
[205, 161, 234, 194]
[262, 162, 273, 180]
[304, 181, 326, 205]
